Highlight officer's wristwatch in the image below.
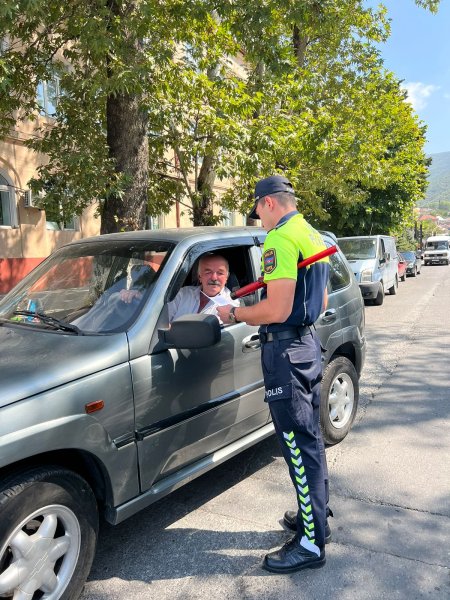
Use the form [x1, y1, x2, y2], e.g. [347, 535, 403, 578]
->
[229, 306, 239, 323]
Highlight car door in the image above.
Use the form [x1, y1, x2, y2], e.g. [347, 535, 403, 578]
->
[316, 241, 344, 355]
[316, 243, 363, 364]
[132, 237, 268, 492]
[377, 237, 388, 291]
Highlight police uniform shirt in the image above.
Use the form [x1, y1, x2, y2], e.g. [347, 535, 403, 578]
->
[261, 211, 330, 331]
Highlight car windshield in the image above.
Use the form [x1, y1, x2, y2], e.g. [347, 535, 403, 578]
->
[426, 241, 449, 250]
[338, 239, 377, 260]
[401, 251, 416, 260]
[0, 240, 174, 334]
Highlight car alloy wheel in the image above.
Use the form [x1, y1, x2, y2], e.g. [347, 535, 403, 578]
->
[0, 467, 98, 600]
[320, 356, 359, 445]
[0, 505, 80, 599]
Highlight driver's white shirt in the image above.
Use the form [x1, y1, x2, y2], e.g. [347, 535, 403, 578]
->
[168, 286, 239, 324]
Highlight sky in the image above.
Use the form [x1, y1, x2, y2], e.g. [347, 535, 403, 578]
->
[368, 0, 450, 156]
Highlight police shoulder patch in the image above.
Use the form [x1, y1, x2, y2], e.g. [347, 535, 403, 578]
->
[263, 248, 277, 273]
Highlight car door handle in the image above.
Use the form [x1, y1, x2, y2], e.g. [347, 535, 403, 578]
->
[243, 334, 261, 351]
[321, 308, 337, 323]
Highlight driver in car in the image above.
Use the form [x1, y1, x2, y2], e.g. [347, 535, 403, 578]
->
[120, 253, 239, 324]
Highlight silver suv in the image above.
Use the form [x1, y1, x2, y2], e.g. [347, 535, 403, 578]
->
[0, 227, 365, 599]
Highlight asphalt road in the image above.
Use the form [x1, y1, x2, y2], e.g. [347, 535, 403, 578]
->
[82, 263, 450, 600]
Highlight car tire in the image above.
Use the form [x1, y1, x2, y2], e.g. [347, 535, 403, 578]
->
[389, 276, 398, 295]
[373, 284, 384, 306]
[0, 467, 98, 600]
[320, 356, 359, 445]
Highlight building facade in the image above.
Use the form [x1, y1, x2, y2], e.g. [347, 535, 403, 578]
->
[0, 121, 245, 294]
[0, 42, 248, 294]
[0, 114, 102, 293]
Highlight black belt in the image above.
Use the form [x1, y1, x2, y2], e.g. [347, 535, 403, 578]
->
[259, 325, 311, 343]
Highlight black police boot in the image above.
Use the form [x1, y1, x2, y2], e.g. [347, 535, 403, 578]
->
[283, 510, 332, 544]
[263, 535, 326, 574]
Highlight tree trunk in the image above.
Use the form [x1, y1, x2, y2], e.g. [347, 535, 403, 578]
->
[193, 154, 216, 226]
[192, 62, 220, 227]
[101, 93, 149, 233]
[293, 24, 309, 68]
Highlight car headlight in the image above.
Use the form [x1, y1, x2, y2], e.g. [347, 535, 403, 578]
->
[361, 268, 372, 282]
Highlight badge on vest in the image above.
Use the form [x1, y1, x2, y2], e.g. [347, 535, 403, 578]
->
[263, 248, 277, 273]
[264, 383, 292, 402]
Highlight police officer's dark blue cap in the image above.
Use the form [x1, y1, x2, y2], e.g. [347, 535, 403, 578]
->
[248, 175, 295, 219]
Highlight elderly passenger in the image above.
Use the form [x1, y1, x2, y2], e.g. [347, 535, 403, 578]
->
[168, 253, 240, 324]
[119, 253, 240, 325]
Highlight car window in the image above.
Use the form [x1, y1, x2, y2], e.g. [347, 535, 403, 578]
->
[0, 241, 174, 334]
[427, 241, 449, 250]
[167, 245, 258, 306]
[338, 238, 376, 259]
[328, 250, 351, 293]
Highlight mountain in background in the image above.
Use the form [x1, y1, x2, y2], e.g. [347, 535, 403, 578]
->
[419, 151, 450, 215]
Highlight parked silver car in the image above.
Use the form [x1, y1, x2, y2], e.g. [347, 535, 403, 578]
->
[338, 235, 399, 305]
[0, 227, 365, 599]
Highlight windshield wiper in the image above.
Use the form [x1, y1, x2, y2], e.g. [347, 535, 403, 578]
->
[13, 310, 82, 334]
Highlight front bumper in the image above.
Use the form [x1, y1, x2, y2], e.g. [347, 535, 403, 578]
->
[424, 255, 447, 264]
[359, 281, 380, 299]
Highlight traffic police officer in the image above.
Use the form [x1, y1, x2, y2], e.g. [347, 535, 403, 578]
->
[218, 175, 330, 573]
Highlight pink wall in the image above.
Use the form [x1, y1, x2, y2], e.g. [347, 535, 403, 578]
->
[0, 258, 45, 293]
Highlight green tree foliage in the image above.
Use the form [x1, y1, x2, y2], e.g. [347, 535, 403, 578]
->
[0, 0, 205, 230]
[211, 2, 433, 232]
[394, 228, 416, 252]
[0, 0, 441, 232]
[320, 77, 430, 236]
[420, 218, 447, 239]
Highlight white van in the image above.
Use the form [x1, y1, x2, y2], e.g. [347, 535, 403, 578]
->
[423, 235, 450, 265]
[337, 235, 399, 305]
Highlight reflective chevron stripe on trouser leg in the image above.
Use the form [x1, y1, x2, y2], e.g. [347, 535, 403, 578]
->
[283, 431, 320, 556]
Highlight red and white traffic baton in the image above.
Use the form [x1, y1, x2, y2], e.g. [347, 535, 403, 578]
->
[231, 245, 338, 300]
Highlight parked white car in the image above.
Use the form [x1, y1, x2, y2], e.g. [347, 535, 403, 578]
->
[423, 235, 450, 265]
[338, 235, 399, 305]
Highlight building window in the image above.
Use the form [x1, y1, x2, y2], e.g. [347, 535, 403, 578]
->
[0, 174, 17, 228]
[37, 75, 61, 117]
[147, 215, 164, 230]
[45, 202, 78, 231]
[222, 210, 234, 226]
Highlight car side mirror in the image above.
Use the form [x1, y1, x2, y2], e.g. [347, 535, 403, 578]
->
[159, 314, 221, 349]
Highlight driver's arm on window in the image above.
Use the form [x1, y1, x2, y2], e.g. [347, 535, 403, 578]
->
[119, 289, 143, 303]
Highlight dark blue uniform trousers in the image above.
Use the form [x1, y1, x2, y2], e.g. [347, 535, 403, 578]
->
[261, 331, 328, 554]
